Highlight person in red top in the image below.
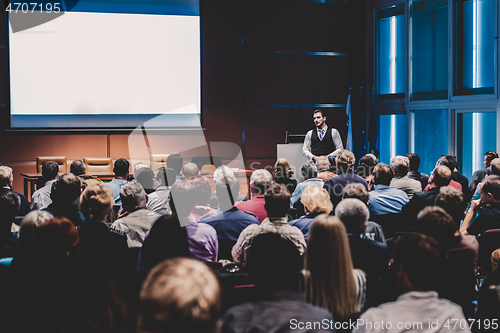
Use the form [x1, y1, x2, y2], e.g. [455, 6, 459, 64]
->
[236, 169, 272, 223]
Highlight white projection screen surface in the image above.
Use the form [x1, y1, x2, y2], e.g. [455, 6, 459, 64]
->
[9, 0, 200, 129]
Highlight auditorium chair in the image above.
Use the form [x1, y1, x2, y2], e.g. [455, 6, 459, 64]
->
[477, 229, 500, 276]
[191, 156, 222, 170]
[83, 157, 113, 173]
[36, 156, 67, 174]
[150, 154, 170, 171]
[200, 164, 216, 174]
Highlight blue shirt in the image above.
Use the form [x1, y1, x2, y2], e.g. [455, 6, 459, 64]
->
[102, 178, 128, 207]
[288, 212, 322, 237]
[290, 178, 324, 207]
[368, 184, 409, 216]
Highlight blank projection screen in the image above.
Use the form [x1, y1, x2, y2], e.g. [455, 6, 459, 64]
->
[9, 0, 200, 129]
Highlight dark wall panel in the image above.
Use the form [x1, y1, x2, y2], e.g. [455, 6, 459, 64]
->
[201, 0, 243, 51]
[203, 107, 243, 147]
[202, 53, 244, 105]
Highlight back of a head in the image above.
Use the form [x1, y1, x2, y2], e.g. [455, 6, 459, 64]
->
[156, 167, 177, 187]
[437, 155, 457, 173]
[335, 198, 369, 234]
[301, 186, 333, 213]
[42, 161, 59, 180]
[53, 173, 82, 205]
[18, 210, 53, 256]
[356, 155, 376, 179]
[34, 217, 80, 263]
[190, 176, 212, 206]
[435, 187, 464, 226]
[213, 165, 235, 184]
[120, 182, 146, 212]
[182, 162, 199, 180]
[215, 176, 240, 210]
[139, 257, 221, 333]
[80, 185, 114, 221]
[70, 160, 86, 176]
[170, 181, 196, 218]
[250, 169, 273, 195]
[372, 163, 393, 186]
[481, 175, 500, 200]
[336, 150, 356, 174]
[417, 206, 457, 245]
[274, 158, 294, 179]
[342, 183, 369, 204]
[0, 189, 20, 227]
[406, 153, 420, 172]
[485, 151, 499, 166]
[264, 184, 291, 218]
[390, 156, 410, 176]
[0, 166, 13, 187]
[166, 153, 183, 176]
[394, 233, 440, 291]
[315, 156, 330, 172]
[113, 158, 130, 177]
[246, 233, 302, 291]
[432, 165, 452, 187]
[490, 158, 500, 175]
[133, 162, 148, 179]
[300, 162, 318, 180]
[136, 168, 155, 194]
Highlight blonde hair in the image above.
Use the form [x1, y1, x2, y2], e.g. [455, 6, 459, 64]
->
[274, 158, 294, 179]
[305, 215, 358, 320]
[300, 186, 333, 214]
[336, 150, 356, 173]
[80, 185, 114, 221]
[0, 166, 13, 187]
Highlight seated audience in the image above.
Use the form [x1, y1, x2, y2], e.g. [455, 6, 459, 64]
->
[356, 153, 377, 184]
[43, 173, 85, 227]
[389, 155, 421, 199]
[166, 152, 183, 184]
[181, 162, 199, 181]
[102, 157, 130, 209]
[469, 151, 498, 195]
[190, 176, 216, 220]
[16, 210, 53, 258]
[232, 184, 306, 265]
[207, 166, 248, 208]
[354, 233, 468, 333]
[0, 189, 22, 259]
[433, 155, 465, 193]
[324, 150, 368, 209]
[30, 160, 59, 211]
[139, 258, 221, 333]
[200, 176, 259, 260]
[316, 155, 336, 182]
[146, 167, 176, 215]
[290, 162, 324, 211]
[466, 157, 500, 213]
[236, 169, 273, 222]
[368, 163, 409, 216]
[335, 198, 389, 281]
[407, 153, 429, 190]
[222, 233, 333, 333]
[289, 186, 333, 237]
[132, 161, 148, 179]
[70, 159, 103, 187]
[273, 158, 297, 194]
[461, 175, 500, 237]
[0, 165, 29, 216]
[305, 214, 367, 321]
[135, 167, 155, 194]
[111, 182, 161, 248]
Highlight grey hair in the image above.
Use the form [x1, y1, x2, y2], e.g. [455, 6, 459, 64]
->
[18, 210, 53, 254]
[120, 182, 147, 212]
[250, 169, 273, 195]
[182, 162, 199, 179]
[214, 165, 235, 184]
[335, 198, 369, 234]
[133, 162, 148, 179]
[390, 155, 410, 176]
[301, 162, 318, 179]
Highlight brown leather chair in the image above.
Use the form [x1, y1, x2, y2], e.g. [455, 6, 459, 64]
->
[200, 164, 216, 174]
[83, 157, 113, 173]
[36, 156, 67, 174]
[150, 154, 170, 171]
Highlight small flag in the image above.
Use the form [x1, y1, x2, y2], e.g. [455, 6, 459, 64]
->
[346, 88, 353, 151]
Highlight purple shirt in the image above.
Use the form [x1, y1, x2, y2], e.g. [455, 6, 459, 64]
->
[182, 217, 219, 262]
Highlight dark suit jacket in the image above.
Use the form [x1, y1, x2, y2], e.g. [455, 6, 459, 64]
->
[323, 172, 368, 209]
[5, 188, 30, 216]
[402, 187, 441, 231]
[348, 234, 389, 281]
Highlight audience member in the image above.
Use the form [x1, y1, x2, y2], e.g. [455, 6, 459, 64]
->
[466, 157, 500, 213]
[407, 153, 429, 190]
[139, 258, 221, 333]
[181, 162, 199, 181]
[469, 151, 498, 195]
[324, 150, 368, 209]
[0, 189, 21, 259]
[146, 167, 176, 215]
[207, 166, 248, 208]
[368, 163, 409, 216]
[222, 233, 333, 333]
[102, 157, 130, 209]
[335, 198, 389, 281]
[305, 214, 367, 321]
[0, 165, 29, 216]
[132, 162, 148, 179]
[70, 159, 103, 187]
[316, 155, 336, 182]
[200, 176, 259, 260]
[30, 160, 59, 210]
[166, 152, 183, 183]
[434, 155, 465, 192]
[356, 154, 377, 183]
[232, 184, 306, 265]
[135, 167, 155, 194]
[354, 233, 468, 333]
[290, 162, 324, 211]
[43, 173, 85, 227]
[17, 210, 53, 258]
[236, 169, 273, 222]
[273, 158, 297, 194]
[111, 182, 161, 248]
[190, 176, 217, 221]
[289, 186, 332, 237]
[389, 155, 421, 199]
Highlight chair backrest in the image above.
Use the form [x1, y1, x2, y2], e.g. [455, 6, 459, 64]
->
[83, 157, 113, 173]
[369, 213, 404, 240]
[191, 156, 222, 170]
[200, 164, 216, 174]
[36, 156, 67, 174]
[478, 228, 500, 275]
[150, 154, 170, 171]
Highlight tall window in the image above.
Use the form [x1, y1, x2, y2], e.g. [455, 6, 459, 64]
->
[455, 0, 495, 95]
[379, 114, 408, 164]
[410, 0, 448, 101]
[377, 5, 406, 98]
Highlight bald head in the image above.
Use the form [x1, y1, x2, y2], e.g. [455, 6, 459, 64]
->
[182, 163, 199, 180]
